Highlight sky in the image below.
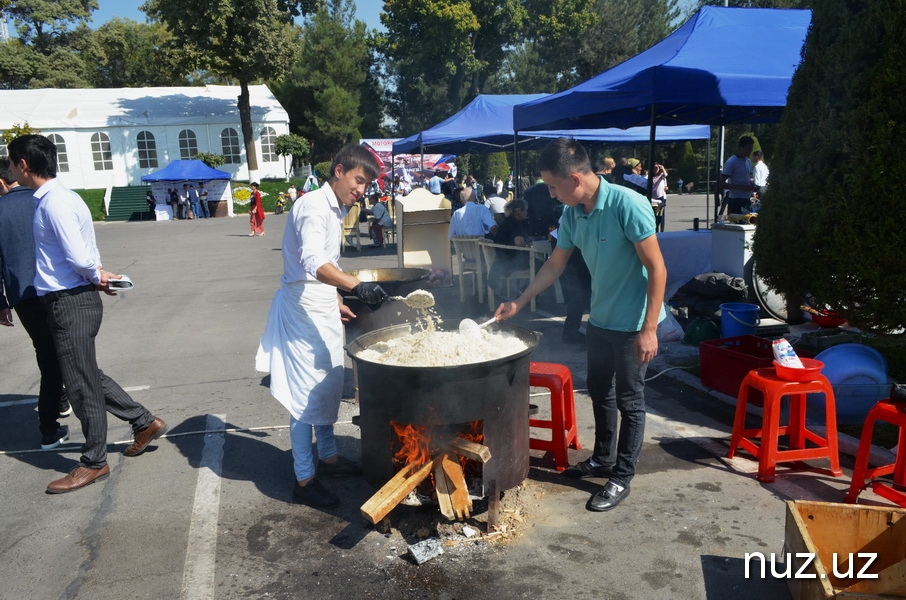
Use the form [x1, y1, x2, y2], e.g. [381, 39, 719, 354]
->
[89, 0, 385, 30]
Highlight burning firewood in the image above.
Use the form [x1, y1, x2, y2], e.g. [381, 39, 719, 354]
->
[449, 437, 491, 463]
[361, 458, 438, 525]
[360, 439, 491, 524]
[440, 453, 472, 520]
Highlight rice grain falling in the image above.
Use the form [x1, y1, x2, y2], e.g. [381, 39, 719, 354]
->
[402, 289, 435, 309]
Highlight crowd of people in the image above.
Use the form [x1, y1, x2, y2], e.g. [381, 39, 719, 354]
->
[0, 133, 763, 518]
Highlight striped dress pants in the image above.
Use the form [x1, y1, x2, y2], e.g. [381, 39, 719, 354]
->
[43, 287, 153, 468]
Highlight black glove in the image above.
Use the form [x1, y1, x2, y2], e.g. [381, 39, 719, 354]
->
[352, 282, 388, 306]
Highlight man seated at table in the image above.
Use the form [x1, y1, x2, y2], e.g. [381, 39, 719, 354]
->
[369, 198, 393, 248]
[487, 200, 542, 299]
[448, 188, 496, 239]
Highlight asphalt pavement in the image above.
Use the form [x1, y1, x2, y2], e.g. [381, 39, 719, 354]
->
[0, 202, 886, 600]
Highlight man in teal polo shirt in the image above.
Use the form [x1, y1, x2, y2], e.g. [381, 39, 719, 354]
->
[495, 138, 666, 512]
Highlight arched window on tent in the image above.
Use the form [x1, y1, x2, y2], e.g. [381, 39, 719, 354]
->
[221, 128, 241, 164]
[47, 134, 69, 173]
[136, 131, 159, 169]
[260, 126, 278, 162]
[178, 129, 198, 159]
[90, 133, 113, 171]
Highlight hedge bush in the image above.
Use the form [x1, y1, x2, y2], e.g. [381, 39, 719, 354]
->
[754, 0, 906, 333]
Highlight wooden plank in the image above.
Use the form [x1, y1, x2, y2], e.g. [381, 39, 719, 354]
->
[434, 457, 456, 520]
[845, 558, 906, 596]
[449, 437, 491, 463]
[441, 454, 472, 520]
[361, 459, 437, 525]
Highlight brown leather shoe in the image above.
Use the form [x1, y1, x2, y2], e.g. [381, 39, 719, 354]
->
[123, 417, 167, 457]
[47, 464, 110, 494]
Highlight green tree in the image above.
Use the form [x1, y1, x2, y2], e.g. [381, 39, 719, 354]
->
[142, 0, 318, 180]
[754, 0, 906, 331]
[270, 0, 382, 162]
[274, 133, 311, 177]
[2, 122, 40, 144]
[576, 0, 680, 84]
[482, 152, 510, 183]
[380, 0, 530, 133]
[4, 0, 97, 53]
[195, 152, 226, 168]
[486, 0, 678, 94]
[0, 1, 98, 89]
[676, 141, 699, 188]
[77, 18, 188, 88]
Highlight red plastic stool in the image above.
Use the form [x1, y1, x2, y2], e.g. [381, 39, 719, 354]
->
[845, 399, 906, 506]
[529, 362, 580, 471]
[726, 368, 842, 483]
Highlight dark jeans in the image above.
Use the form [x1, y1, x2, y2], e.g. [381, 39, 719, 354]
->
[13, 297, 64, 435]
[43, 286, 153, 467]
[585, 325, 648, 486]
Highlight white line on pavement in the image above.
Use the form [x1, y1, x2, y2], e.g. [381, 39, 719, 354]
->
[181, 413, 226, 600]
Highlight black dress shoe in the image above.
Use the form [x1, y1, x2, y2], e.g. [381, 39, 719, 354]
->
[293, 479, 340, 508]
[563, 458, 612, 478]
[587, 481, 630, 512]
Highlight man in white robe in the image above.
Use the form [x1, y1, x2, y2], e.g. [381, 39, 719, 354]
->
[256, 143, 387, 508]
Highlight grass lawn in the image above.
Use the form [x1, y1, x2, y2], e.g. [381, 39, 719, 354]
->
[75, 177, 309, 221]
[75, 189, 106, 221]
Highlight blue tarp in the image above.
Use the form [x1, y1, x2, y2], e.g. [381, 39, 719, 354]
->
[513, 6, 812, 132]
[393, 94, 710, 155]
[140, 159, 232, 182]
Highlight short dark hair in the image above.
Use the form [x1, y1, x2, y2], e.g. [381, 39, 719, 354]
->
[537, 138, 591, 179]
[7, 134, 57, 179]
[331, 143, 380, 181]
[738, 135, 755, 148]
[0, 158, 14, 185]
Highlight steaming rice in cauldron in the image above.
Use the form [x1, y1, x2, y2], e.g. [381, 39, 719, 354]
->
[356, 329, 528, 367]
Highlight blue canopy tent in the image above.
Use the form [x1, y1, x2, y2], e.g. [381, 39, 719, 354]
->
[393, 94, 710, 201]
[141, 159, 234, 218]
[513, 7, 811, 132]
[513, 6, 811, 222]
[140, 159, 232, 182]
[393, 94, 710, 155]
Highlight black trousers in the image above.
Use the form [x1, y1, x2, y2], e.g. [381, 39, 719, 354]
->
[43, 286, 153, 467]
[13, 297, 64, 436]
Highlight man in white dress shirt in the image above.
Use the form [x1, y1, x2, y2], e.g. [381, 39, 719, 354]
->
[448, 191, 497, 239]
[752, 151, 770, 198]
[256, 143, 388, 508]
[7, 135, 167, 494]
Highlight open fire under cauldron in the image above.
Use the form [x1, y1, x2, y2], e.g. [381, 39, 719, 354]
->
[346, 322, 540, 496]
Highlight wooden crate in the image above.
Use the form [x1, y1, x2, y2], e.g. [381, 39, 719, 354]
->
[784, 500, 906, 599]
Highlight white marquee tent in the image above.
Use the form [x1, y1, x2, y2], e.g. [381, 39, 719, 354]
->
[0, 84, 290, 190]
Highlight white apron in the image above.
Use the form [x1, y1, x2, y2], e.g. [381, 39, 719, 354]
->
[255, 280, 344, 424]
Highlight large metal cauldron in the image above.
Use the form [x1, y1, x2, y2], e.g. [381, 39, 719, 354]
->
[343, 268, 432, 339]
[346, 322, 540, 495]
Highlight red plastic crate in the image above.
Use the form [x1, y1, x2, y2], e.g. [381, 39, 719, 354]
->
[699, 335, 814, 397]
